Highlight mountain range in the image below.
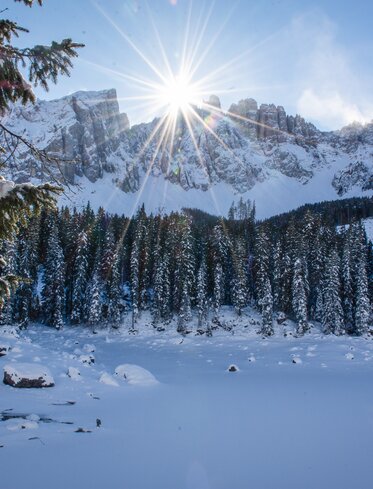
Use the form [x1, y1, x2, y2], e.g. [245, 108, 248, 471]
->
[2, 88, 372, 219]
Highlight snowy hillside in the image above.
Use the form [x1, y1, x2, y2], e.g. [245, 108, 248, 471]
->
[2, 89, 372, 219]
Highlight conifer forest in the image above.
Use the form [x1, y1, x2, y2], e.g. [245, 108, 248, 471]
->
[2, 197, 372, 337]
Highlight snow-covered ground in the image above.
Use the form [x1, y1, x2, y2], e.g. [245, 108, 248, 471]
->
[58, 170, 371, 220]
[363, 217, 373, 241]
[1, 316, 373, 489]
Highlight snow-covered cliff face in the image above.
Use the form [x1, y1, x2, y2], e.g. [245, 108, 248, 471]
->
[2, 89, 372, 217]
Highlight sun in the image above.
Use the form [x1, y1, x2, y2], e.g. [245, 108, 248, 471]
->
[156, 71, 199, 116]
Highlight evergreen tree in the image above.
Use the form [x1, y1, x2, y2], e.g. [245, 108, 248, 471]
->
[196, 259, 208, 329]
[258, 274, 273, 336]
[0, 1, 83, 307]
[130, 229, 140, 329]
[322, 249, 345, 335]
[231, 238, 248, 316]
[255, 226, 273, 335]
[354, 255, 370, 335]
[87, 270, 102, 327]
[213, 261, 223, 321]
[0, 238, 17, 324]
[176, 214, 195, 322]
[177, 281, 192, 334]
[12, 223, 39, 327]
[341, 232, 354, 330]
[41, 216, 64, 329]
[153, 250, 171, 326]
[292, 257, 309, 335]
[107, 250, 122, 327]
[70, 231, 89, 324]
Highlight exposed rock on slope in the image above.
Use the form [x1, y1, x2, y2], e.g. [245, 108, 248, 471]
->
[2, 89, 372, 216]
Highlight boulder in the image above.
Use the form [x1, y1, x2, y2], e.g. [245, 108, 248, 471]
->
[67, 367, 81, 380]
[3, 363, 54, 388]
[228, 364, 239, 372]
[79, 354, 95, 365]
[0, 344, 11, 357]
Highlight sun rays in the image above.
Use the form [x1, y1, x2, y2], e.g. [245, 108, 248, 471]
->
[91, 1, 295, 223]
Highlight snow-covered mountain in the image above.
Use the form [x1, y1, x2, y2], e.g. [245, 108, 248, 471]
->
[2, 88, 372, 218]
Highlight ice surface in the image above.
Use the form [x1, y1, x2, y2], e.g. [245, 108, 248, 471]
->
[1, 318, 373, 489]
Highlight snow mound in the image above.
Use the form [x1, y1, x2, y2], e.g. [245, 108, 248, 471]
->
[6, 419, 39, 431]
[83, 344, 96, 353]
[67, 367, 81, 381]
[0, 326, 20, 339]
[114, 364, 159, 386]
[99, 372, 119, 387]
[3, 363, 54, 388]
[345, 352, 354, 360]
[292, 357, 302, 364]
[79, 354, 95, 365]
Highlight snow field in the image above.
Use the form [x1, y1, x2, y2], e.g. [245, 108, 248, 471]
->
[0, 318, 373, 489]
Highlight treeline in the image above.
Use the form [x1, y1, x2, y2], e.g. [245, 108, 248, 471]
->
[0, 198, 372, 336]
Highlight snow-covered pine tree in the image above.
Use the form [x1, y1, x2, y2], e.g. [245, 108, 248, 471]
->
[228, 202, 236, 221]
[41, 216, 64, 329]
[272, 240, 282, 310]
[130, 228, 141, 329]
[0, 1, 83, 307]
[255, 226, 273, 335]
[259, 274, 273, 336]
[87, 269, 102, 327]
[341, 230, 354, 331]
[70, 230, 89, 324]
[196, 259, 208, 329]
[213, 261, 223, 321]
[349, 221, 371, 334]
[176, 214, 195, 328]
[107, 250, 122, 327]
[354, 255, 370, 335]
[153, 249, 171, 326]
[303, 213, 323, 320]
[0, 238, 17, 324]
[279, 222, 297, 314]
[231, 238, 248, 317]
[322, 249, 345, 335]
[292, 257, 309, 335]
[177, 281, 192, 334]
[211, 223, 229, 303]
[12, 222, 39, 327]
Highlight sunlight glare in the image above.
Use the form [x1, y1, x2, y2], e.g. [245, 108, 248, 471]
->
[157, 71, 198, 115]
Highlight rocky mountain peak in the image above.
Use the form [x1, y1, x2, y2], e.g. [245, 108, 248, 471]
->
[1, 88, 372, 216]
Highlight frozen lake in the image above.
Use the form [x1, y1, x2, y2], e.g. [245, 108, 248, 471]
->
[1, 323, 373, 489]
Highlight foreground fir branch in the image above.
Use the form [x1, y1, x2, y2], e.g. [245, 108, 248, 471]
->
[0, 0, 83, 307]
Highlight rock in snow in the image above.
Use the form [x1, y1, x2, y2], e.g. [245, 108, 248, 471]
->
[292, 357, 303, 364]
[67, 367, 81, 380]
[0, 344, 11, 357]
[114, 364, 158, 386]
[228, 364, 239, 372]
[3, 363, 54, 388]
[79, 354, 95, 365]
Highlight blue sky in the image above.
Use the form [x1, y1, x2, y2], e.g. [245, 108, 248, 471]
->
[9, 0, 373, 130]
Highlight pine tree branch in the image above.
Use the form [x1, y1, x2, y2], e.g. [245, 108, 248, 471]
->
[0, 179, 62, 241]
[0, 123, 79, 191]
